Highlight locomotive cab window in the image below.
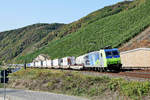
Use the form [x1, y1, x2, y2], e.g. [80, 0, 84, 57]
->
[105, 51, 112, 57]
[112, 51, 119, 56]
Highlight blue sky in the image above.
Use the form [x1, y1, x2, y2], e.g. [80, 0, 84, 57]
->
[0, 0, 123, 32]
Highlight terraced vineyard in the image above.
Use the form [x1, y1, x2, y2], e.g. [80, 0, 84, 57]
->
[17, 0, 150, 63]
[0, 0, 149, 64]
[0, 23, 64, 63]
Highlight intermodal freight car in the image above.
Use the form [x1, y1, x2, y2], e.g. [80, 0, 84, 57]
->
[27, 48, 122, 71]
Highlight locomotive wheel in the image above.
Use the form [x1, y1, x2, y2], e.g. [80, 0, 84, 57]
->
[99, 68, 103, 72]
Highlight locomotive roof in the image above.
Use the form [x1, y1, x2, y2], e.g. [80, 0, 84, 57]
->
[104, 48, 118, 52]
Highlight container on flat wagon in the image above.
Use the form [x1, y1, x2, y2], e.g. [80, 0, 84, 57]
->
[84, 51, 103, 67]
[37, 61, 43, 67]
[30, 63, 34, 67]
[71, 57, 76, 65]
[27, 63, 31, 67]
[43, 61, 47, 67]
[47, 60, 53, 68]
[33, 62, 36, 67]
[53, 59, 61, 68]
[37, 61, 40, 67]
[35, 62, 39, 67]
[76, 54, 87, 65]
[61, 56, 76, 66]
[59, 57, 75, 69]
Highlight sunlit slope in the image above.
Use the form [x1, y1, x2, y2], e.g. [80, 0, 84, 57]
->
[0, 1, 133, 64]
[17, 0, 150, 62]
[35, 1, 133, 48]
[0, 23, 63, 62]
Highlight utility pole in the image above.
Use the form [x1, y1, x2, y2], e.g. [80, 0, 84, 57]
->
[1, 70, 9, 100]
[4, 70, 6, 100]
[24, 60, 26, 70]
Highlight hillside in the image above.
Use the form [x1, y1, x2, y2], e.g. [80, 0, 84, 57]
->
[39, 0, 146, 48]
[0, 0, 148, 63]
[16, 1, 138, 63]
[35, 1, 133, 48]
[0, 23, 64, 63]
[16, 0, 150, 62]
[119, 26, 150, 51]
[0, 1, 134, 64]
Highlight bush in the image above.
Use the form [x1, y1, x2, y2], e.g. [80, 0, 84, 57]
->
[8, 68, 150, 100]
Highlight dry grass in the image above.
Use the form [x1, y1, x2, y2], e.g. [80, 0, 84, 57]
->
[7, 68, 150, 100]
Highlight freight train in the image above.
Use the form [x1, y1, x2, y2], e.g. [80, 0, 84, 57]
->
[27, 48, 122, 71]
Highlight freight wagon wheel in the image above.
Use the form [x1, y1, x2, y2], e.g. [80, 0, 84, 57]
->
[97, 68, 100, 72]
[99, 68, 103, 72]
[102, 68, 107, 72]
[96, 67, 99, 71]
[94, 67, 96, 71]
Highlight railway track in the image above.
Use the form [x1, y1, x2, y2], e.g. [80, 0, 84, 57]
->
[31, 67, 150, 80]
[118, 70, 150, 79]
[77, 69, 150, 79]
